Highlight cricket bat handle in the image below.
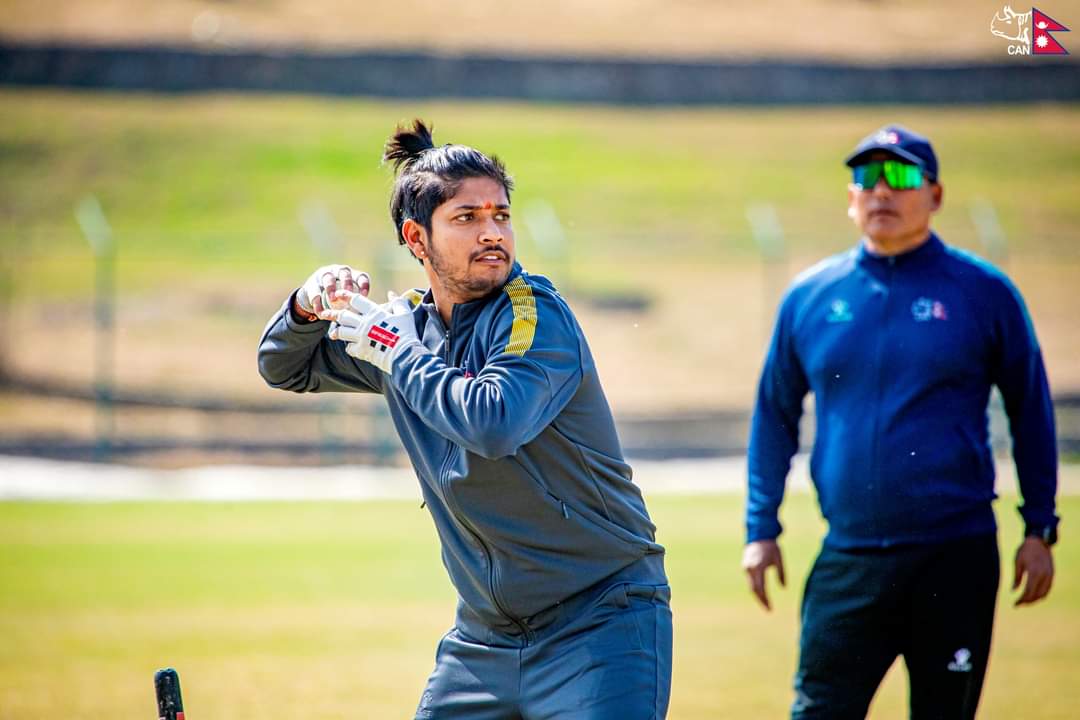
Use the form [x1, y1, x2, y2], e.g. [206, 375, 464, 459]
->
[154, 667, 186, 720]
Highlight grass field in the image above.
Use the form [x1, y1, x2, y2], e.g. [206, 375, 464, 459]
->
[1, 493, 1077, 718]
[4, 92, 1079, 276]
[1, 91, 1079, 420]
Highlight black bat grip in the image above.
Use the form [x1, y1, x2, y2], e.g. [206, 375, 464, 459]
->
[154, 667, 185, 720]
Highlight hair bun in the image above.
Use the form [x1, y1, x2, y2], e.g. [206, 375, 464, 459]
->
[383, 119, 436, 171]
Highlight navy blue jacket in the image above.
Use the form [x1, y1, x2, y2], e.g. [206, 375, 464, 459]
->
[747, 234, 1058, 549]
[259, 263, 665, 629]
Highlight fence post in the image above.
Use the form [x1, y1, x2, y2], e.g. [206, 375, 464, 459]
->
[0, 243, 11, 383]
[371, 245, 417, 466]
[75, 196, 115, 462]
[299, 201, 345, 465]
[523, 199, 569, 288]
[969, 197, 1008, 267]
[746, 203, 786, 346]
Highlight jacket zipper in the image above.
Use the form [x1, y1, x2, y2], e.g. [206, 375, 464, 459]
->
[436, 426, 533, 645]
[438, 311, 533, 645]
[868, 258, 894, 545]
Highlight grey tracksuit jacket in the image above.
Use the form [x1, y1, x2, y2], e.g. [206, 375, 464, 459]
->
[257, 263, 666, 631]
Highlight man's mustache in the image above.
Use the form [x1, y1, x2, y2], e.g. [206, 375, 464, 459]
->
[470, 247, 510, 261]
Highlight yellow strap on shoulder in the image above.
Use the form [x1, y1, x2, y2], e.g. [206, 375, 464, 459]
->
[502, 277, 537, 356]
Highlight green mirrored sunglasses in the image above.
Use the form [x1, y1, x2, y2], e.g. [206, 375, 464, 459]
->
[852, 160, 925, 191]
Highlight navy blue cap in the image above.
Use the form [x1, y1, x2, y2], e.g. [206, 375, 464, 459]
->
[845, 124, 939, 181]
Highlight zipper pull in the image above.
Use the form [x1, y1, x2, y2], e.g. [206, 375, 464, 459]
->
[561, 502, 570, 520]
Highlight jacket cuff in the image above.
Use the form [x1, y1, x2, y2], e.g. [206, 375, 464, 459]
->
[285, 291, 330, 333]
[1017, 504, 1060, 533]
[746, 519, 783, 544]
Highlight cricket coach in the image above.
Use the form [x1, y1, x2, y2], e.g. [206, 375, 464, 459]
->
[742, 125, 1058, 718]
[258, 120, 671, 718]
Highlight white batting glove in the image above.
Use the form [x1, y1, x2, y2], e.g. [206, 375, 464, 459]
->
[328, 292, 421, 375]
[296, 264, 370, 320]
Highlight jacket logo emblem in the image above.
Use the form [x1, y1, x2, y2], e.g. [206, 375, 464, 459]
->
[826, 299, 854, 323]
[875, 130, 901, 144]
[912, 297, 949, 322]
[367, 322, 400, 349]
[947, 648, 973, 672]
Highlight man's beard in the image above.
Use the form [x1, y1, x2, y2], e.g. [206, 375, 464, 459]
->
[427, 239, 511, 300]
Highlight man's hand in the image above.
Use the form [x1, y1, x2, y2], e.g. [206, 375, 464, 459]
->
[742, 539, 786, 611]
[328, 291, 421, 375]
[1013, 536, 1054, 607]
[295, 264, 370, 321]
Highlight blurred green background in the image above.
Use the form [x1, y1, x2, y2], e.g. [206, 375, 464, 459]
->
[4, 93, 1079, 281]
[2, 92, 1078, 418]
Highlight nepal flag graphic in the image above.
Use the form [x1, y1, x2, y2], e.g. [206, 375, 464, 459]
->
[1032, 8, 1069, 54]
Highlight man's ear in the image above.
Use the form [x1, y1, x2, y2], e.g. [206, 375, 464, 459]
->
[930, 182, 944, 213]
[401, 219, 428, 260]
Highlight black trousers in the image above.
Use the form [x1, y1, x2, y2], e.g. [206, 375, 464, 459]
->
[792, 533, 1000, 720]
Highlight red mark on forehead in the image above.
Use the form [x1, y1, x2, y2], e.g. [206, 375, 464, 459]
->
[482, 200, 494, 210]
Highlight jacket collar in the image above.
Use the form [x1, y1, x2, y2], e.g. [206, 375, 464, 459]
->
[856, 232, 945, 272]
[419, 262, 525, 331]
